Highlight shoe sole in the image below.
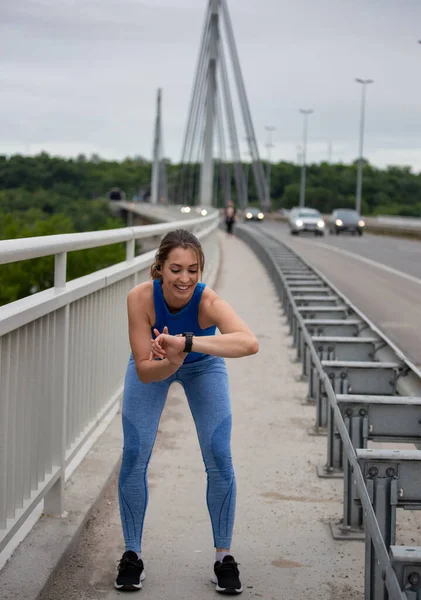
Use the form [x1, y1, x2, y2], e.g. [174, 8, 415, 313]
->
[215, 584, 243, 594]
[114, 571, 146, 591]
[211, 575, 243, 594]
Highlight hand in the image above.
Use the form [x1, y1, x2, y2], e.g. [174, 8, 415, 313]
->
[149, 326, 169, 361]
[150, 327, 186, 366]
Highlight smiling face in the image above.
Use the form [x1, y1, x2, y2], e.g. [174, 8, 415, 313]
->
[160, 246, 200, 309]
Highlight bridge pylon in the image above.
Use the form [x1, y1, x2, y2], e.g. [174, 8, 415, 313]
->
[177, 0, 268, 212]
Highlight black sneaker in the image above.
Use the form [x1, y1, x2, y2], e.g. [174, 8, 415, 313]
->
[211, 555, 243, 594]
[114, 551, 146, 591]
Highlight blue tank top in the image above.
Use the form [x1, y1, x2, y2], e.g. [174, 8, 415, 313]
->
[152, 279, 217, 363]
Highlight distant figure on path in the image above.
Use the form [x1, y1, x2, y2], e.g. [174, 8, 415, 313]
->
[224, 201, 237, 235]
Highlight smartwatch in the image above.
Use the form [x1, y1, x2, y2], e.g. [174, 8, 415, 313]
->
[182, 332, 194, 353]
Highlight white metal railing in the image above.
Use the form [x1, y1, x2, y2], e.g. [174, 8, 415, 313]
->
[0, 210, 220, 554]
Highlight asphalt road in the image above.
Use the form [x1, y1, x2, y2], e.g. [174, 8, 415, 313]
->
[250, 221, 421, 367]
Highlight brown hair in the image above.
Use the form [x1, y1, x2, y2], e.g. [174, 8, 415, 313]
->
[150, 229, 205, 280]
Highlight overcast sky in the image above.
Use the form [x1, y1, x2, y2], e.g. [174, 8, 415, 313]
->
[2, 0, 421, 171]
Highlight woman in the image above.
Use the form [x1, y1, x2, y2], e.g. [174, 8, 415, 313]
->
[115, 228, 258, 594]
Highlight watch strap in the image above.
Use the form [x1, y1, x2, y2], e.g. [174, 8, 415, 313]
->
[182, 332, 194, 353]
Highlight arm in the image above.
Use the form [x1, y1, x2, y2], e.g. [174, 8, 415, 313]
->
[191, 293, 259, 357]
[152, 290, 259, 359]
[127, 287, 185, 384]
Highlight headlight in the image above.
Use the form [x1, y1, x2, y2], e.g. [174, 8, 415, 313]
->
[258, 213, 264, 219]
[335, 219, 343, 226]
[181, 206, 191, 213]
[358, 220, 365, 227]
[201, 209, 208, 216]
[295, 219, 303, 227]
[317, 220, 325, 228]
[246, 212, 252, 219]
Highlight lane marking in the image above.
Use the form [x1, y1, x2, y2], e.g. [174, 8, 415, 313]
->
[285, 236, 421, 288]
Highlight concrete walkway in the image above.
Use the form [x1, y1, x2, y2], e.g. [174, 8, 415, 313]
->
[40, 232, 364, 600]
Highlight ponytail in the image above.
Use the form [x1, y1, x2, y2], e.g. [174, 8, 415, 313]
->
[150, 263, 162, 280]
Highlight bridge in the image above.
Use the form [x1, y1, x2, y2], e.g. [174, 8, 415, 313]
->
[1, 1, 421, 599]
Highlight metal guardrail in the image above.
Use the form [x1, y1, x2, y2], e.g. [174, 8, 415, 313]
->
[0, 211, 220, 556]
[235, 224, 421, 600]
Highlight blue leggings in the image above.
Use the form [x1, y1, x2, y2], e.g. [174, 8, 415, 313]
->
[118, 354, 236, 552]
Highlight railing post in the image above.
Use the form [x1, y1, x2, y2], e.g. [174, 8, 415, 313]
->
[0, 337, 10, 529]
[45, 253, 69, 516]
[44, 303, 69, 516]
[126, 239, 135, 261]
[54, 252, 67, 289]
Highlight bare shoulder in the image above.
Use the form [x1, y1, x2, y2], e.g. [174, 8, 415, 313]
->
[200, 284, 252, 333]
[200, 285, 230, 316]
[128, 281, 154, 322]
[200, 285, 220, 308]
[128, 280, 153, 302]
[198, 285, 221, 329]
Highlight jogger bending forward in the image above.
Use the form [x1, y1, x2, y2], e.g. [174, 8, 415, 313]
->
[115, 228, 259, 594]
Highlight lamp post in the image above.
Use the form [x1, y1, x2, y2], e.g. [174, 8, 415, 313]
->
[243, 139, 252, 207]
[355, 78, 373, 215]
[299, 109, 313, 208]
[265, 126, 276, 211]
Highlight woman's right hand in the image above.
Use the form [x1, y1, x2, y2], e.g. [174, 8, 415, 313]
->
[149, 327, 186, 367]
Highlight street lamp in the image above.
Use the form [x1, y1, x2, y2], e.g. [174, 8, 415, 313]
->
[299, 109, 313, 208]
[243, 137, 252, 207]
[355, 78, 373, 215]
[265, 126, 276, 211]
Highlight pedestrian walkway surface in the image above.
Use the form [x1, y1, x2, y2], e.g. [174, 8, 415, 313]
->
[40, 232, 365, 600]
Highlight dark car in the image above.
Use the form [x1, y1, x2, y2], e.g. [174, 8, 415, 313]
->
[329, 209, 365, 236]
[244, 207, 264, 222]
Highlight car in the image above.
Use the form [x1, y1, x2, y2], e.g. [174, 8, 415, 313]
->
[329, 209, 365, 236]
[244, 207, 264, 221]
[288, 208, 325, 236]
[195, 206, 209, 216]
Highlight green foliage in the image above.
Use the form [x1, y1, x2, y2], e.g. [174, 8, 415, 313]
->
[1, 152, 420, 306]
[0, 155, 131, 305]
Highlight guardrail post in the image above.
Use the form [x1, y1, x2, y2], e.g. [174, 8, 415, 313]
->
[318, 405, 343, 479]
[308, 354, 317, 403]
[296, 324, 302, 361]
[302, 338, 309, 379]
[314, 373, 329, 429]
[358, 454, 398, 600]
[330, 410, 365, 539]
[291, 310, 297, 341]
[390, 546, 421, 600]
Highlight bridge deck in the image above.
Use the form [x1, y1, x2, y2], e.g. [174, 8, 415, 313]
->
[3, 232, 370, 599]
